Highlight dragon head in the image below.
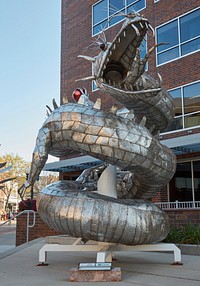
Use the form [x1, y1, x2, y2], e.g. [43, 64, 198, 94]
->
[77, 12, 160, 95]
[77, 12, 174, 133]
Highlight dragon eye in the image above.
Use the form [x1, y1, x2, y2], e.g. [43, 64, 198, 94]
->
[72, 89, 82, 102]
[100, 43, 106, 51]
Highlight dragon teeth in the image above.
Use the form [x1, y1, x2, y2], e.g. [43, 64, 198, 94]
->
[139, 22, 144, 28]
[93, 98, 101, 109]
[131, 24, 140, 36]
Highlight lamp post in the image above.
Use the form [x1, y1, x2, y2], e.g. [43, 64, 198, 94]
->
[25, 167, 34, 200]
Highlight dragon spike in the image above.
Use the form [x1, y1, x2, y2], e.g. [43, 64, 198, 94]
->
[75, 75, 96, 82]
[139, 116, 146, 126]
[93, 98, 101, 109]
[154, 130, 160, 140]
[149, 124, 156, 133]
[62, 96, 68, 104]
[78, 55, 96, 63]
[157, 73, 163, 85]
[52, 98, 59, 109]
[110, 104, 118, 114]
[125, 110, 135, 120]
[46, 110, 50, 117]
[77, 95, 86, 105]
[141, 75, 147, 87]
[46, 105, 52, 113]
[148, 24, 155, 37]
[141, 43, 160, 67]
[131, 24, 140, 36]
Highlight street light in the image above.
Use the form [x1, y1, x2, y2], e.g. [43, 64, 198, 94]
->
[25, 167, 34, 201]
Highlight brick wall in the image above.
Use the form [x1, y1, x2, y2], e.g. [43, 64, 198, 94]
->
[16, 209, 200, 246]
[16, 213, 62, 246]
[166, 209, 200, 228]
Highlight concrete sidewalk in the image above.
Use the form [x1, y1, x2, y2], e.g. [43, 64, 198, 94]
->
[0, 238, 200, 285]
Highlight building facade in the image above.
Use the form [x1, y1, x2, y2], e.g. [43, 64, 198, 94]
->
[45, 0, 200, 213]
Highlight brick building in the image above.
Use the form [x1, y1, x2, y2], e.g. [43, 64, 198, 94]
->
[45, 0, 200, 212]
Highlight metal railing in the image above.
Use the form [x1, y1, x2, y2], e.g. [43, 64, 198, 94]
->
[155, 201, 200, 210]
[0, 210, 36, 242]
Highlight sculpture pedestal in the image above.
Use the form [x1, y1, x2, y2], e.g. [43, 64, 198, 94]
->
[69, 267, 121, 282]
[39, 236, 182, 265]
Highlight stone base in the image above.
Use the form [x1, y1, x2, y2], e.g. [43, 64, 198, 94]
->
[69, 267, 121, 282]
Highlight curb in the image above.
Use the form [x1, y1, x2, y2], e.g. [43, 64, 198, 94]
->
[177, 244, 200, 256]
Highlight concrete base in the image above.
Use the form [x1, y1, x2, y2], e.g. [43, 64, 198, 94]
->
[69, 267, 121, 282]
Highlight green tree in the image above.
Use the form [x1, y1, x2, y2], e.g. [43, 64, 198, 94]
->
[0, 153, 29, 210]
[34, 171, 59, 195]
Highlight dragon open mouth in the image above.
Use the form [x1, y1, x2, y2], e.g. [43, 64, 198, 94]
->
[97, 15, 149, 90]
[77, 13, 174, 133]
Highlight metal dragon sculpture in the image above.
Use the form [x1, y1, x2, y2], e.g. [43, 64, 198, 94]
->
[24, 13, 176, 245]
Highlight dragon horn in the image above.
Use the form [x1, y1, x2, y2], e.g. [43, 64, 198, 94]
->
[78, 55, 96, 63]
[75, 76, 96, 82]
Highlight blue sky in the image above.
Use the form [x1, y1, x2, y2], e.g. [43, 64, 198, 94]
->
[0, 1, 61, 162]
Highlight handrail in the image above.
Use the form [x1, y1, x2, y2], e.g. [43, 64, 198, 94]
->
[0, 210, 36, 243]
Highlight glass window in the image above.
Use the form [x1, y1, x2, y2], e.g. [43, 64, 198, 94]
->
[181, 37, 200, 56]
[180, 8, 200, 43]
[127, 0, 145, 13]
[170, 88, 182, 116]
[93, 0, 108, 25]
[156, 8, 200, 65]
[109, 13, 125, 26]
[162, 81, 200, 133]
[92, 0, 146, 35]
[109, 0, 125, 16]
[193, 161, 200, 201]
[157, 20, 178, 53]
[93, 20, 108, 35]
[183, 81, 200, 114]
[157, 47, 179, 65]
[169, 162, 193, 202]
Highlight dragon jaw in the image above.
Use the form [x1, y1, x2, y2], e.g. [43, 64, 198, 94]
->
[77, 12, 174, 133]
[78, 13, 160, 94]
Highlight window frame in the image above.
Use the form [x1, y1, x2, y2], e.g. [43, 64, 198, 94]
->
[161, 80, 200, 135]
[155, 7, 200, 66]
[168, 158, 200, 203]
[92, 0, 146, 36]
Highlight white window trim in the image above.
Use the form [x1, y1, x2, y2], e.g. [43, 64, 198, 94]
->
[155, 7, 200, 66]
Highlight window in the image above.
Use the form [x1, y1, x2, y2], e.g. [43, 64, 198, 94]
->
[92, 0, 146, 35]
[156, 8, 200, 65]
[163, 81, 200, 132]
[169, 160, 200, 202]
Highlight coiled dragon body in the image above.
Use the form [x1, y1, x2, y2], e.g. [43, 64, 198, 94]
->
[27, 13, 176, 245]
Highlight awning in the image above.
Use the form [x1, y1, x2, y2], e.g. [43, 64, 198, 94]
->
[43, 155, 102, 172]
[161, 133, 200, 155]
